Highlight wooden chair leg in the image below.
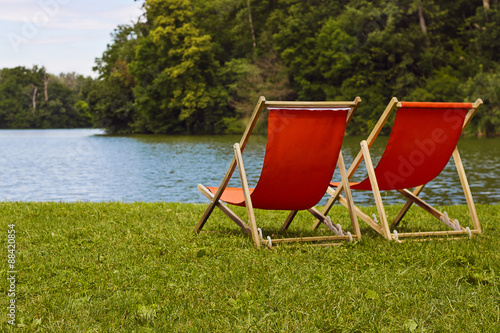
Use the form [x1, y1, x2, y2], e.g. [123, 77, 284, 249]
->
[312, 185, 342, 230]
[195, 201, 217, 233]
[396, 189, 464, 231]
[397, 189, 447, 220]
[194, 157, 238, 233]
[197, 184, 252, 235]
[337, 195, 384, 236]
[281, 211, 298, 230]
[360, 140, 392, 240]
[307, 207, 328, 223]
[234, 143, 261, 248]
[338, 151, 361, 239]
[452, 148, 481, 233]
[391, 184, 426, 229]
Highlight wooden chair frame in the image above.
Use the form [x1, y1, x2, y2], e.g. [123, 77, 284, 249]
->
[313, 97, 483, 241]
[195, 96, 362, 248]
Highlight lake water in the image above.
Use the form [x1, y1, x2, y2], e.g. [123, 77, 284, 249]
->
[0, 129, 498, 205]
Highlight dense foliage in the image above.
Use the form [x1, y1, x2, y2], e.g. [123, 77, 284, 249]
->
[0, 66, 92, 129]
[86, 0, 500, 136]
[3, 0, 500, 135]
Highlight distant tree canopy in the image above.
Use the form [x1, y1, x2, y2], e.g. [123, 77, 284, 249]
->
[3, 0, 500, 135]
[85, 0, 500, 136]
[0, 66, 92, 129]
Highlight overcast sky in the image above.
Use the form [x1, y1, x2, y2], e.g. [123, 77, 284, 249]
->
[0, 0, 144, 77]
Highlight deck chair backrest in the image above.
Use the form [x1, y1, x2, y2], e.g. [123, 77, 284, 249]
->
[353, 102, 471, 191]
[249, 107, 349, 210]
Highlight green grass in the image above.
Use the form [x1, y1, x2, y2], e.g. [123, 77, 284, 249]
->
[0, 202, 499, 332]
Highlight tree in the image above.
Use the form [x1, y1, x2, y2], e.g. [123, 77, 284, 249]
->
[85, 0, 500, 136]
[89, 25, 139, 133]
[129, 0, 229, 134]
[0, 66, 92, 129]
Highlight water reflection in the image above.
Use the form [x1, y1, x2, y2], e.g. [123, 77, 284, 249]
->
[0, 129, 498, 205]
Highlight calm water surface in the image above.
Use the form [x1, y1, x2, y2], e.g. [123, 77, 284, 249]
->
[0, 129, 498, 205]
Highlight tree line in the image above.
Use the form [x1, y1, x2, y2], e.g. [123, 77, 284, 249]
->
[2, 0, 500, 135]
[0, 66, 92, 129]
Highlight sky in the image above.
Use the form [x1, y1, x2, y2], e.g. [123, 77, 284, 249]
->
[0, 0, 144, 77]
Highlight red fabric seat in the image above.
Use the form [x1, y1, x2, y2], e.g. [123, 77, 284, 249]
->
[330, 102, 471, 191]
[207, 107, 349, 210]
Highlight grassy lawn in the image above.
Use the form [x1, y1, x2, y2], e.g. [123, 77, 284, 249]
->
[0, 202, 499, 332]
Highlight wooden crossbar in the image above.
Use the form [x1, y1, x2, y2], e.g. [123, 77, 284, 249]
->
[268, 235, 352, 244]
[395, 229, 479, 238]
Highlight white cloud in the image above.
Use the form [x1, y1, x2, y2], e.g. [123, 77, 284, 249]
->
[24, 35, 90, 45]
[0, 0, 62, 22]
[0, 0, 33, 3]
[0, 2, 142, 29]
[96, 3, 144, 23]
[44, 18, 117, 31]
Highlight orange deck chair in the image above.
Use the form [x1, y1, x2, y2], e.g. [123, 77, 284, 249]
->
[195, 96, 362, 248]
[314, 97, 483, 241]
